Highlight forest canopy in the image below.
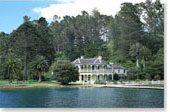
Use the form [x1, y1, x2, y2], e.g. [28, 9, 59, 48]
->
[0, 0, 164, 82]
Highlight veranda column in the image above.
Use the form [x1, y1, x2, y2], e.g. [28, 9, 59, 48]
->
[97, 74, 99, 80]
[85, 75, 87, 82]
[99, 75, 101, 80]
[90, 74, 93, 84]
[103, 74, 105, 81]
[111, 74, 113, 80]
[87, 74, 90, 84]
[79, 75, 81, 83]
[107, 75, 109, 81]
[112, 74, 114, 80]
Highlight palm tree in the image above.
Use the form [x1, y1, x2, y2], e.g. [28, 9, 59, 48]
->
[31, 55, 49, 82]
[23, 16, 30, 22]
[5, 52, 20, 83]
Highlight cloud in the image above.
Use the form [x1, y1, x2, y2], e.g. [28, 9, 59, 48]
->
[33, 0, 163, 21]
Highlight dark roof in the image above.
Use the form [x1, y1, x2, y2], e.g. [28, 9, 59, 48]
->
[72, 57, 107, 65]
[112, 65, 125, 69]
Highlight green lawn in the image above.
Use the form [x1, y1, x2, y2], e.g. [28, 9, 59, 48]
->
[0, 80, 94, 88]
[0, 80, 62, 87]
[0, 80, 9, 85]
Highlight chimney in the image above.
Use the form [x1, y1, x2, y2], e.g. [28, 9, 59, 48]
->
[81, 56, 84, 59]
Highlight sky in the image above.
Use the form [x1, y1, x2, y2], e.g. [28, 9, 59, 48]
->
[0, 0, 163, 33]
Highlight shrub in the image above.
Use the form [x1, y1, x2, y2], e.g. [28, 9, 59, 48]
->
[114, 73, 119, 81]
[94, 80, 106, 84]
[51, 61, 79, 85]
[154, 75, 161, 81]
[145, 74, 152, 81]
[44, 72, 52, 81]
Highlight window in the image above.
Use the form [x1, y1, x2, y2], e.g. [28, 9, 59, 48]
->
[124, 69, 126, 73]
[81, 66, 83, 69]
[98, 75, 100, 80]
[92, 65, 94, 70]
[81, 75, 84, 81]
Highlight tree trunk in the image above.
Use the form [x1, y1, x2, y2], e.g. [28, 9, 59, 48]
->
[23, 55, 27, 82]
[23, 35, 28, 82]
[38, 72, 41, 82]
[31, 74, 34, 81]
[136, 56, 139, 68]
[57, 45, 60, 52]
[143, 58, 146, 71]
[8, 67, 12, 84]
[13, 68, 18, 84]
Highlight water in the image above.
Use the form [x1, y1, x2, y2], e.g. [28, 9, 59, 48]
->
[0, 87, 164, 108]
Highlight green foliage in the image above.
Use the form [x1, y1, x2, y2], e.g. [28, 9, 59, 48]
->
[43, 72, 52, 81]
[114, 74, 119, 81]
[146, 48, 164, 80]
[0, 0, 164, 83]
[1, 51, 22, 83]
[94, 80, 106, 84]
[127, 67, 140, 80]
[29, 55, 49, 82]
[154, 75, 161, 80]
[112, 3, 143, 62]
[51, 60, 79, 85]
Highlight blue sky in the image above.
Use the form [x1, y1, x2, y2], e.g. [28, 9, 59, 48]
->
[0, 0, 159, 34]
[0, 1, 57, 33]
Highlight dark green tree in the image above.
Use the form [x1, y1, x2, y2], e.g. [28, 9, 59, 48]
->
[114, 73, 119, 81]
[4, 51, 21, 83]
[30, 55, 49, 82]
[112, 3, 143, 64]
[129, 43, 143, 68]
[11, 16, 38, 81]
[51, 60, 79, 85]
[35, 17, 55, 63]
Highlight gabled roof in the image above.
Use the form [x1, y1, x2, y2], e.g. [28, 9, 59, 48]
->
[112, 65, 125, 69]
[72, 56, 107, 65]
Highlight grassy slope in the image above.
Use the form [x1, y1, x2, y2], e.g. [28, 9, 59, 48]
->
[0, 80, 94, 88]
[0, 80, 61, 88]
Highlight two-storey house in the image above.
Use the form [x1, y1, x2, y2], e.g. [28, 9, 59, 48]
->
[72, 56, 127, 84]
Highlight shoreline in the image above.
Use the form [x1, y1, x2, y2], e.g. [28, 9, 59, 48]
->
[0, 83, 164, 90]
[93, 84, 164, 90]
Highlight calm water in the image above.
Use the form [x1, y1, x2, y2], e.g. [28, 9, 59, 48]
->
[0, 87, 164, 108]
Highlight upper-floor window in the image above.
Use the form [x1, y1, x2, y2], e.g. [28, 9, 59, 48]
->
[98, 66, 100, 70]
[124, 69, 126, 73]
[118, 69, 120, 73]
[81, 66, 83, 69]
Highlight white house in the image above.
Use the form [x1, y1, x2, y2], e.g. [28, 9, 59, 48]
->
[112, 65, 127, 79]
[72, 56, 127, 84]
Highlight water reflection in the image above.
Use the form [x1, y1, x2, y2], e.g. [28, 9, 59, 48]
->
[0, 88, 164, 108]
